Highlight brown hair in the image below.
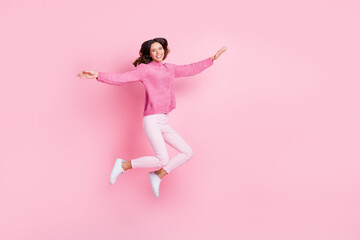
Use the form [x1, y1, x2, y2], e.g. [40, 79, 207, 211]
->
[133, 38, 170, 67]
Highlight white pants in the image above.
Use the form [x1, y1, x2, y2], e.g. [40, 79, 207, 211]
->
[130, 113, 194, 173]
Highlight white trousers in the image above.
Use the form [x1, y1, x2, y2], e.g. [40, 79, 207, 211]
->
[130, 113, 194, 173]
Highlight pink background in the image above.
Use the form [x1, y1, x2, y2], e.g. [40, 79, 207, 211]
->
[1, 0, 359, 239]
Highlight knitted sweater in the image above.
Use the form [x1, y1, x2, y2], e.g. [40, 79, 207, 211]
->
[96, 57, 214, 116]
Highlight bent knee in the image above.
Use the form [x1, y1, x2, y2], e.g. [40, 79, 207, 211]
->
[156, 155, 169, 167]
[185, 148, 194, 159]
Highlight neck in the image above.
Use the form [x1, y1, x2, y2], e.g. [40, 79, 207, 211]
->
[150, 60, 164, 66]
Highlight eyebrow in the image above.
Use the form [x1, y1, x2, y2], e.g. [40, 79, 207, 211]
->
[151, 46, 163, 50]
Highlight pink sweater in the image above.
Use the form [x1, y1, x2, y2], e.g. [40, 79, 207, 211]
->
[96, 57, 214, 116]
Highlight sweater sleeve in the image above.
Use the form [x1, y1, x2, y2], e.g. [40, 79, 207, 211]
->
[171, 57, 214, 78]
[96, 65, 143, 86]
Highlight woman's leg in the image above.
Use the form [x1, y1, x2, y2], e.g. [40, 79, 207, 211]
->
[160, 124, 194, 174]
[129, 114, 170, 169]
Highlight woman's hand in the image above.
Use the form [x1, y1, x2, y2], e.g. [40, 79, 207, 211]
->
[77, 71, 99, 79]
[212, 46, 227, 61]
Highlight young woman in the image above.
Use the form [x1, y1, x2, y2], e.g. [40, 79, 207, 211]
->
[77, 38, 227, 197]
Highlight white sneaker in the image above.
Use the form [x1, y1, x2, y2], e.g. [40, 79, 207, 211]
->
[148, 171, 161, 197]
[110, 159, 126, 184]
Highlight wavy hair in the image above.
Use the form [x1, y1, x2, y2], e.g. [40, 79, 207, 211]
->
[133, 38, 170, 67]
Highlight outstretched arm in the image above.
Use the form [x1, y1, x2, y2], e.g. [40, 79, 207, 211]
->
[96, 67, 143, 86]
[171, 46, 227, 78]
[77, 66, 143, 86]
[171, 57, 214, 78]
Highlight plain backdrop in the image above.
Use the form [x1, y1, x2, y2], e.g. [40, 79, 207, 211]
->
[1, 0, 359, 239]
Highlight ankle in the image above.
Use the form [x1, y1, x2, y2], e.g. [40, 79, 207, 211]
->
[156, 169, 168, 179]
[122, 161, 132, 171]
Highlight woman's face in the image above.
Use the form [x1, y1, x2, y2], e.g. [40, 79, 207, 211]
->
[149, 42, 164, 62]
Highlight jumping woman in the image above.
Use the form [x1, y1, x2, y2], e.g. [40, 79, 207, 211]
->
[77, 38, 227, 197]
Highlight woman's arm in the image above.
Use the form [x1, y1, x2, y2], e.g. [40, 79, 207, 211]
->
[168, 46, 227, 78]
[77, 66, 143, 86]
[96, 66, 143, 86]
[170, 57, 214, 78]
